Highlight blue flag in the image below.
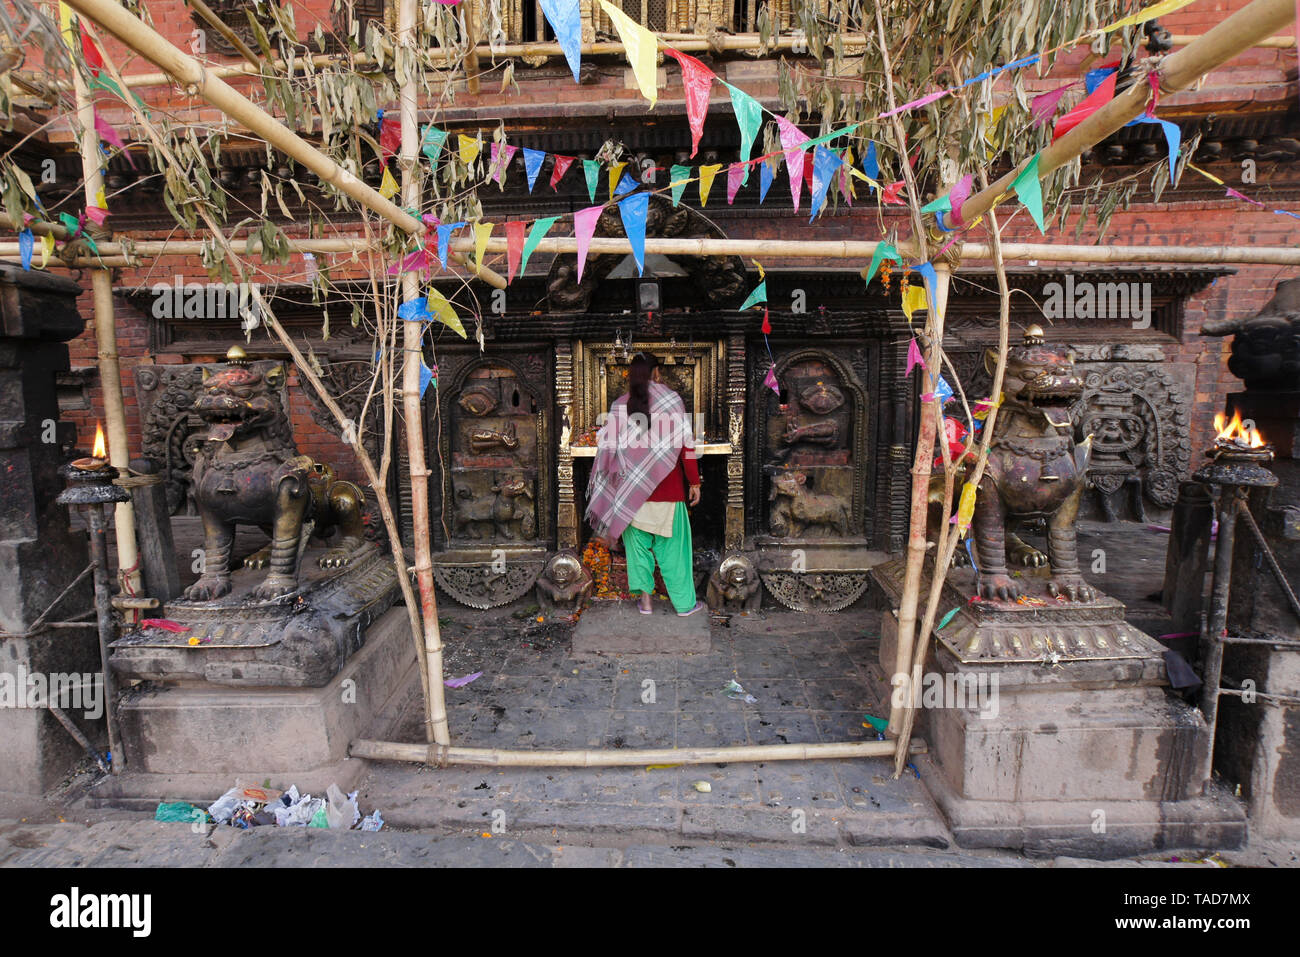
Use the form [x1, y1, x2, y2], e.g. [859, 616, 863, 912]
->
[862, 141, 879, 195]
[759, 161, 774, 204]
[808, 146, 842, 221]
[19, 228, 32, 270]
[436, 221, 466, 269]
[618, 191, 649, 276]
[539, 0, 582, 83]
[523, 148, 546, 192]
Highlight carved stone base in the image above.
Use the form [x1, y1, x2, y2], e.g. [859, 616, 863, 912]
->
[432, 547, 548, 609]
[756, 546, 889, 612]
[869, 555, 1243, 856]
[109, 543, 400, 688]
[871, 557, 1163, 663]
[98, 603, 415, 794]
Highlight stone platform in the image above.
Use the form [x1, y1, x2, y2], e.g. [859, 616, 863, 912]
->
[88, 603, 416, 809]
[109, 542, 400, 688]
[871, 556, 1246, 857]
[572, 598, 711, 654]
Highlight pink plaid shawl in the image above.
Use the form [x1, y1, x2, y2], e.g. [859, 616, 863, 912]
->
[585, 381, 695, 541]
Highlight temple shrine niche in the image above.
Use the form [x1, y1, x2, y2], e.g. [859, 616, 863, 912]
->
[426, 348, 553, 608]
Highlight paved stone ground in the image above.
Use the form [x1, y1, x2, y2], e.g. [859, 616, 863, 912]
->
[43, 518, 1291, 867]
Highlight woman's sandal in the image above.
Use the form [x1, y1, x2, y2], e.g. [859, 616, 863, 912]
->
[637, 595, 653, 615]
[676, 600, 706, 618]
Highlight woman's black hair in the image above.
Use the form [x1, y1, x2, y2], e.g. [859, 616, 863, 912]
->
[626, 352, 656, 425]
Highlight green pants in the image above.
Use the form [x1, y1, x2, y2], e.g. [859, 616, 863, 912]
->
[621, 501, 697, 614]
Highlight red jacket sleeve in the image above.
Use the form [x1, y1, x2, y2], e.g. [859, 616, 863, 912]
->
[682, 446, 700, 486]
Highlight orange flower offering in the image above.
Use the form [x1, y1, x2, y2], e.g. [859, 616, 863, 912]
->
[581, 538, 626, 599]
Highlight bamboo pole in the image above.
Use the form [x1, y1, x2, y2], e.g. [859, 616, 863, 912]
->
[58, 0, 508, 290]
[90, 33, 855, 89]
[351, 736, 927, 767]
[886, 262, 949, 738]
[80, 25, 440, 752]
[400, 0, 450, 748]
[72, 59, 144, 607]
[63, 30, 1295, 91]
[187, 0, 262, 67]
[959, 0, 1298, 227]
[463, 0, 482, 95]
[10, 232, 1300, 268]
[891, 173, 1014, 778]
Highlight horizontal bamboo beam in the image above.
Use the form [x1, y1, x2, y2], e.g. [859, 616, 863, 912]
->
[60, 0, 508, 290]
[96, 33, 853, 89]
[1171, 33, 1295, 46]
[6, 233, 1300, 266]
[49, 29, 1293, 91]
[351, 737, 926, 767]
[960, 0, 1298, 226]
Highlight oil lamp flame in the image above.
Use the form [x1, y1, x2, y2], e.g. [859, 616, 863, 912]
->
[91, 422, 107, 460]
[1214, 410, 1265, 449]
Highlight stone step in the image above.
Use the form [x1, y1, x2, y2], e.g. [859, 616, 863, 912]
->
[573, 598, 711, 654]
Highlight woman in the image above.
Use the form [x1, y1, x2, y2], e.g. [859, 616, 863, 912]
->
[585, 352, 705, 617]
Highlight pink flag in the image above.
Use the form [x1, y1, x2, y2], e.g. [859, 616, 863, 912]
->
[573, 205, 603, 282]
[550, 155, 575, 190]
[505, 221, 526, 283]
[947, 173, 974, 226]
[763, 364, 780, 394]
[777, 118, 810, 212]
[94, 112, 136, 168]
[1029, 82, 1077, 128]
[387, 247, 429, 276]
[85, 205, 108, 225]
[906, 337, 925, 376]
[726, 163, 745, 205]
[664, 48, 714, 159]
[490, 142, 518, 187]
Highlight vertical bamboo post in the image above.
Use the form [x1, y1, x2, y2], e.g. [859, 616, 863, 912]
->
[400, 0, 451, 747]
[887, 262, 950, 738]
[463, 0, 482, 94]
[71, 58, 144, 605]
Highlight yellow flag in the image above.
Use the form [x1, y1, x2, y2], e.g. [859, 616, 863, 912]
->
[94, 186, 107, 210]
[752, 259, 765, 281]
[458, 134, 480, 166]
[1107, 0, 1196, 31]
[698, 164, 722, 206]
[608, 161, 627, 200]
[473, 222, 493, 273]
[379, 166, 399, 199]
[983, 105, 1007, 159]
[40, 233, 54, 269]
[427, 288, 467, 339]
[956, 482, 977, 535]
[599, 0, 659, 108]
[902, 284, 928, 322]
[58, 2, 77, 50]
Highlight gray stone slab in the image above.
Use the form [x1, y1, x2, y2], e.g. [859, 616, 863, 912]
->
[573, 600, 710, 654]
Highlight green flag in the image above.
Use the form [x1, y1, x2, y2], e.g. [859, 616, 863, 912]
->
[738, 280, 767, 311]
[920, 194, 952, 215]
[1011, 154, 1045, 232]
[582, 160, 600, 203]
[669, 164, 691, 207]
[727, 83, 763, 183]
[519, 216, 559, 275]
[864, 242, 900, 286]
